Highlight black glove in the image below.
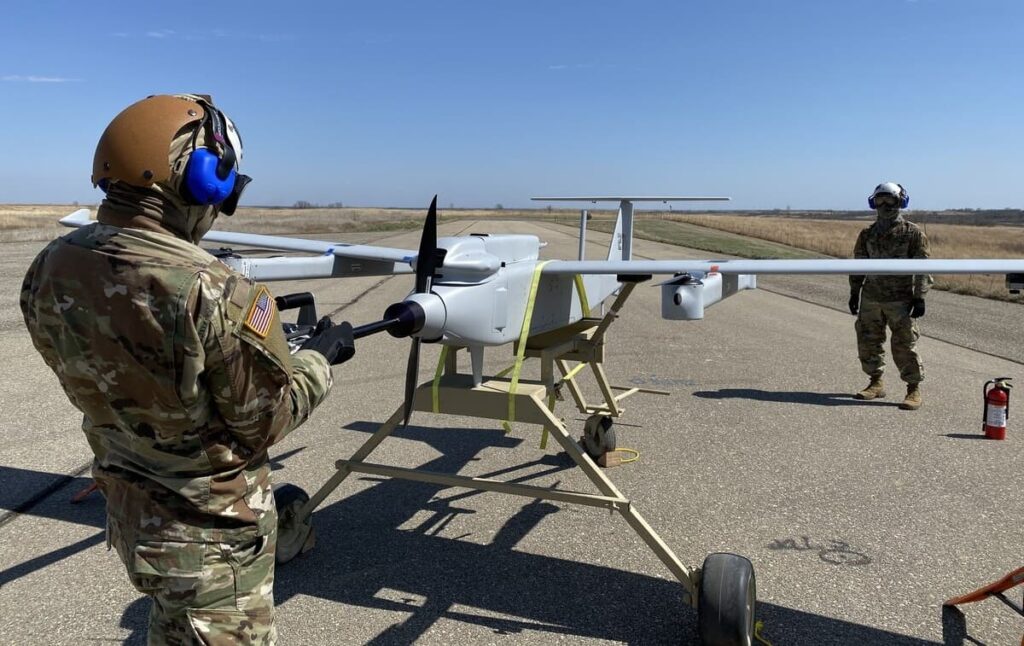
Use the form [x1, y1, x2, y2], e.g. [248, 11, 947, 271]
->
[299, 317, 355, 365]
[909, 298, 925, 318]
[848, 291, 860, 315]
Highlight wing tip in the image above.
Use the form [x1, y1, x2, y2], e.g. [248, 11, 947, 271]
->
[59, 208, 92, 227]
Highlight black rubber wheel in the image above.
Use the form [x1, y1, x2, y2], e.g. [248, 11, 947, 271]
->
[274, 483, 315, 564]
[698, 552, 756, 646]
[581, 414, 616, 459]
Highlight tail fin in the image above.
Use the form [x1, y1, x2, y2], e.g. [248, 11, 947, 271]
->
[606, 210, 624, 262]
[571, 208, 625, 315]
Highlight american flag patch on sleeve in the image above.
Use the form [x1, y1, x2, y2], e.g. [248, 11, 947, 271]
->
[244, 286, 275, 338]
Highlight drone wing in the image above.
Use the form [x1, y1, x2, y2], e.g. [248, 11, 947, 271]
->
[541, 258, 1024, 276]
[541, 257, 1024, 320]
[59, 210, 415, 279]
[531, 196, 731, 203]
[201, 230, 416, 279]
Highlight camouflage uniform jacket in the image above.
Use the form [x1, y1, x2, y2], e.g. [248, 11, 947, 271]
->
[849, 216, 932, 302]
[21, 223, 332, 542]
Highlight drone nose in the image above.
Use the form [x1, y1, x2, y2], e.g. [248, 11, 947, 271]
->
[383, 301, 426, 338]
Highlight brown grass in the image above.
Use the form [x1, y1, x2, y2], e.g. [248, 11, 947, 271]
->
[0, 205, 79, 242]
[0, 205, 570, 240]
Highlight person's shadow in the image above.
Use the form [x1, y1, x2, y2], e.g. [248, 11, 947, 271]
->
[694, 388, 902, 407]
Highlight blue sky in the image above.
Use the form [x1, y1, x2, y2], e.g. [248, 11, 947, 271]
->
[2, 1, 1022, 210]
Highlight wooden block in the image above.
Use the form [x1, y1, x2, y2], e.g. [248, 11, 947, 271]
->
[598, 451, 622, 468]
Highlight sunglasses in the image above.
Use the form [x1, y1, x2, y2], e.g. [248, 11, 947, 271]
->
[874, 195, 899, 207]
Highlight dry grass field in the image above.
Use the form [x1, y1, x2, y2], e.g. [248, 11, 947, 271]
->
[0, 204, 568, 240]
[0, 205, 77, 242]
[4, 204, 1021, 302]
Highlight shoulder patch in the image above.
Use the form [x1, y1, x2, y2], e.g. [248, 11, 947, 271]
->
[243, 286, 276, 339]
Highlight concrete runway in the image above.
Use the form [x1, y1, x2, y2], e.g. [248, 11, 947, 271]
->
[1, 219, 1021, 645]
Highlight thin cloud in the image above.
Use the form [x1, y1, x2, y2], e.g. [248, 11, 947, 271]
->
[120, 29, 291, 42]
[548, 63, 596, 71]
[2, 75, 82, 83]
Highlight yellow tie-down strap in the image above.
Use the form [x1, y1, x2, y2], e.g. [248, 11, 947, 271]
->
[573, 274, 591, 317]
[503, 260, 552, 433]
[503, 267, 590, 449]
[432, 345, 450, 413]
[430, 268, 589, 443]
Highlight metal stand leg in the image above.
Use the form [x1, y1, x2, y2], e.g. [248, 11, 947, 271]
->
[295, 405, 405, 524]
[531, 394, 698, 604]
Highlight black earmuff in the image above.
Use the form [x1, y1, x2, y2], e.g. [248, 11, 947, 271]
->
[868, 183, 910, 209]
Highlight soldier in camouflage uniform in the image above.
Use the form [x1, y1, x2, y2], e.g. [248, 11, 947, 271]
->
[849, 182, 931, 410]
[21, 95, 355, 644]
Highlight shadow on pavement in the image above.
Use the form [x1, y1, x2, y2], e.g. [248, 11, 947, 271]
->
[269, 420, 940, 644]
[0, 424, 969, 644]
[694, 388, 902, 407]
[942, 433, 995, 441]
[0, 467, 100, 528]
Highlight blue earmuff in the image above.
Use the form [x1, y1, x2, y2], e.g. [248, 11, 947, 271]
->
[183, 148, 237, 204]
[181, 102, 238, 206]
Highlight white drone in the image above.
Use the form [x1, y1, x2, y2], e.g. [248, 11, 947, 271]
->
[59, 198, 1024, 646]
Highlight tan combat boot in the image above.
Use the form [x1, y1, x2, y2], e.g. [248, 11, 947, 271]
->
[899, 384, 922, 410]
[854, 376, 885, 400]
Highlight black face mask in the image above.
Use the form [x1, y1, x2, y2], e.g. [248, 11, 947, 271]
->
[220, 174, 252, 215]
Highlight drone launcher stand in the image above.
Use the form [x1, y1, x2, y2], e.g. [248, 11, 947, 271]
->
[298, 281, 700, 604]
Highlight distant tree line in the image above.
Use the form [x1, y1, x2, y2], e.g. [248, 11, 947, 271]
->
[292, 200, 345, 209]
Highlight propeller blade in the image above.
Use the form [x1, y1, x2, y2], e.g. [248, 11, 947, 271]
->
[415, 195, 438, 294]
[403, 196, 435, 426]
[402, 337, 421, 427]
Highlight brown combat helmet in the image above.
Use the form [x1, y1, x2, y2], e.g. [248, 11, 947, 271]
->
[91, 94, 214, 189]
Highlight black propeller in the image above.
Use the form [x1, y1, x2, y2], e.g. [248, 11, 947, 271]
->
[400, 195, 439, 426]
[294, 197, 439, 427]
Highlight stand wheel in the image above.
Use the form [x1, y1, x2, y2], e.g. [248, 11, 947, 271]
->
[581, 414, 616, 460]
[274, 483, 316, 564]
[698, 552, 756, 646]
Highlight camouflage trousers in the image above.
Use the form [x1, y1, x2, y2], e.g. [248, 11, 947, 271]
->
[108, 517, 277, 645]
[855, 298, 923, 384]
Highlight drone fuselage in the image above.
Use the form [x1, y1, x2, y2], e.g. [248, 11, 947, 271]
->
[406, 233, 607, 347]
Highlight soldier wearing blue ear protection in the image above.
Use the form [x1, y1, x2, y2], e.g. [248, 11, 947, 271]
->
[23, 94, 340, 643]
[849, 182, 931, 410]
[91, 93, 252, 241]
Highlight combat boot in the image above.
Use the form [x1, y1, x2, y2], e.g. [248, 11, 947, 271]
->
[854, 376, 885, 400]
[899, 384, 922, 410]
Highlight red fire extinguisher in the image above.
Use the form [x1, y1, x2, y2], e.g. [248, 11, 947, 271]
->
[982, 377, 1012, 440]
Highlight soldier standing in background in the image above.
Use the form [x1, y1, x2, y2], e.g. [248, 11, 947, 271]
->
[21, 94, 355, 644]
[848, 182, 931, 411]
